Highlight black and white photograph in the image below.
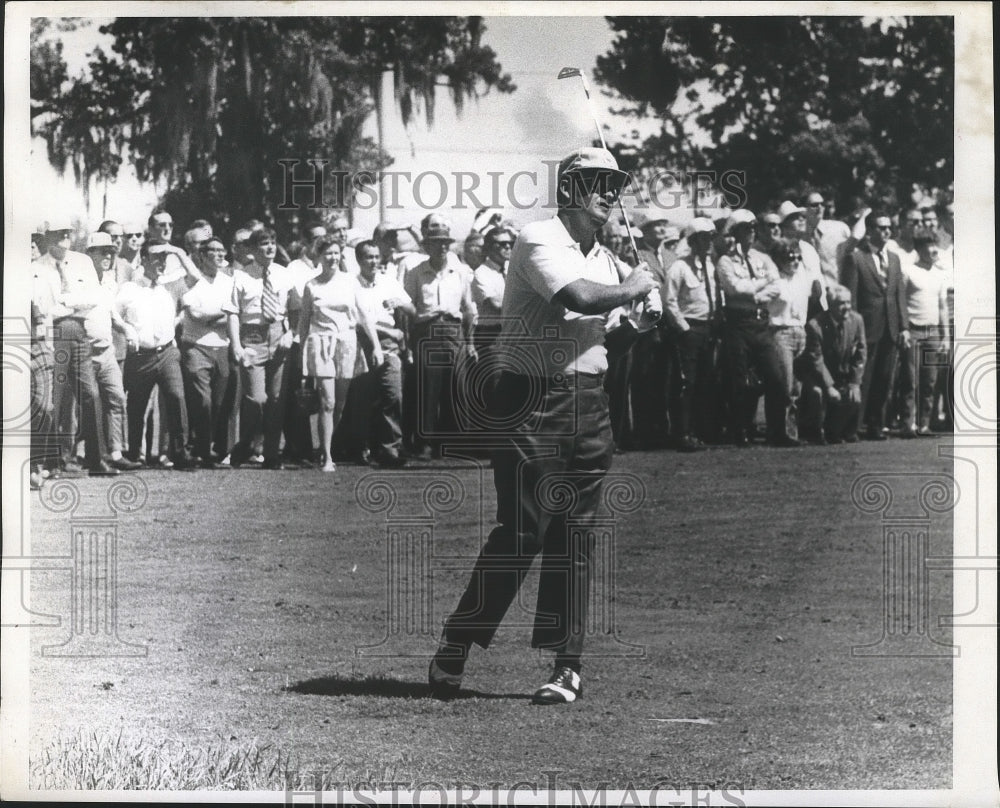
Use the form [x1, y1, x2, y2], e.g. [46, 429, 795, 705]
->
[1, 3, 995, 805]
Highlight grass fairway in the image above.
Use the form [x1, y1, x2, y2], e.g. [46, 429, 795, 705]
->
[26, 437, 953, 791]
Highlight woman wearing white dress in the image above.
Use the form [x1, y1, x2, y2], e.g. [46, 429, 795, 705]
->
[297, 238, 382, 471]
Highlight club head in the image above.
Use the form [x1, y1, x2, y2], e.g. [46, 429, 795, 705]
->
[557, 67, 583, 80]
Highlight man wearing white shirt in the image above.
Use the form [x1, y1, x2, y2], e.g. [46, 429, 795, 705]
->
[663, 218, 723, 451]
[470, 226, 513, 424]
[180, 237, 236, 467]
[283, 226, 326, 466]
[430, 148, 656, 705]
[116, 245, 194, 469]
[899, 229, 950, 436]
[803, 191, 854, 287]
[717, 209, 794, 446]
[85, 233, 143, 470]
[35, 225, 118, 476]
[224, 227, 295, 469]
[778, 200, 828, 317]
[402, 217, 478, 460]
[354, 240, 415, 467]
[768, 238, 827, 442]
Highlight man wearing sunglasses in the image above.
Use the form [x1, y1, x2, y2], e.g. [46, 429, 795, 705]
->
[430, 148, 656, 706]
[803, 191, 853, 287]
[841, 211, 909, 440]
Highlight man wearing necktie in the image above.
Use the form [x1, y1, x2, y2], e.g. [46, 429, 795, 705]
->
[663, 217, 724, 451]
[224, 227, 295, 469]
[841, 211, 909, 440]
[716, 209, 795, 446]
[795, 285, 867, 443]
[33, 223, 119, 476]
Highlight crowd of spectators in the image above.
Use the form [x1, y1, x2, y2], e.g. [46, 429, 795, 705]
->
[26, 191, 955, 488]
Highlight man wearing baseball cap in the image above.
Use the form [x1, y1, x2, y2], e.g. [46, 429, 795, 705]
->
[430, 147, 656, 705]
[717, 209, 794, 446]
[33, 223, 119, 476]
[662, 217, 724, 450]
[85, 232, 143, 471]
[402, 215, 478, 461]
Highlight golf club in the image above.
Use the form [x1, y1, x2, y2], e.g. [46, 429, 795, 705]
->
[558, 67, 661, 328]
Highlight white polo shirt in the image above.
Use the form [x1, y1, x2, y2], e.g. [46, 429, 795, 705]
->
[498, 216, 619, 377]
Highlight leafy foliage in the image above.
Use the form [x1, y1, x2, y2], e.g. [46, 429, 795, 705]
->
[31, 17, 514, 236]
[595, 16, 954, 214]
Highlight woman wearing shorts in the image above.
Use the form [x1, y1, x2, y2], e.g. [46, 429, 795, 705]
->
[297, 238, 382, 471]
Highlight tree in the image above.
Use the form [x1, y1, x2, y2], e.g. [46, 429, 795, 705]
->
[595, 16, 954, 214]
[31, 17, 514, 236]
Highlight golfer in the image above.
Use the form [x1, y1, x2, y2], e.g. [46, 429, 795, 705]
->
[429, 148, 656, 704]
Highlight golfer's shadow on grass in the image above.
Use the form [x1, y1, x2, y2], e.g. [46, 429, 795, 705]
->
[286, 673, 530, 701]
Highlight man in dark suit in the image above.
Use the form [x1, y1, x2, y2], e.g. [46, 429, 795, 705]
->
[795, 285, 867, 443]
[841, 211, 909, 440]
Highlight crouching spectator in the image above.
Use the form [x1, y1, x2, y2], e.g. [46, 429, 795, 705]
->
[795, 285, 867, 444]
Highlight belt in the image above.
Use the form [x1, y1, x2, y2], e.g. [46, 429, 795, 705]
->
[134, 342, 173, 355]
[726, 307, 769, 323]
[512, 371, 606, 391]
[240, 322, 285, 345]
[908, 322, 938, 331]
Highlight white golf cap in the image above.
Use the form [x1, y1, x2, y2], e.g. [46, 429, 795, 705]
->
[724, 208, 758, 233]
[46, 218, 74, 233]
[86, 232, 115, 250]
[684, 217, 716, 238]
[777, 200, 807, 222]
[557, 147, 630, 186]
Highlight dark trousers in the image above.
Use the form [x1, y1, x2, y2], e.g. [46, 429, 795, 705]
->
[799, 378, 861, 442]
[443, 372, 614, 659]
[605, 348, 633, 449]
[281, 341, 314, 460]
[30, 340, 58, 469]
[181, 342, 234, 460]
[668, 321, 719, 441]
[725, 318, 789, 441]
[123, 344, 188, 460]
[353, 350, 404, 456]
[899, 325, 942, 430]
[412, 321, 461, 449]
[51, 318, 107, 467]
[461, 324, 504, 433]
[861, 334, 899, 433]
[629, 328, 670, 445]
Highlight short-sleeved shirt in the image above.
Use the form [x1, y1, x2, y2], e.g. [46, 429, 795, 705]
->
[664, 254, 720, 330]
[223, 260, 294, 326]
[403, 255, 477, 321]
[181, 272, 234, 347]
[717, 247, 779, 313]
[768, 266, 819, 328]
[285, 257, 321, 312]
[116, 278, 179, 350]
[901, 260, 949, 328]
[497, 216, 619, 377]
[472, 258, 506, 328]
[810, 219, 853, 285]
[357, 272, 411, 330]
